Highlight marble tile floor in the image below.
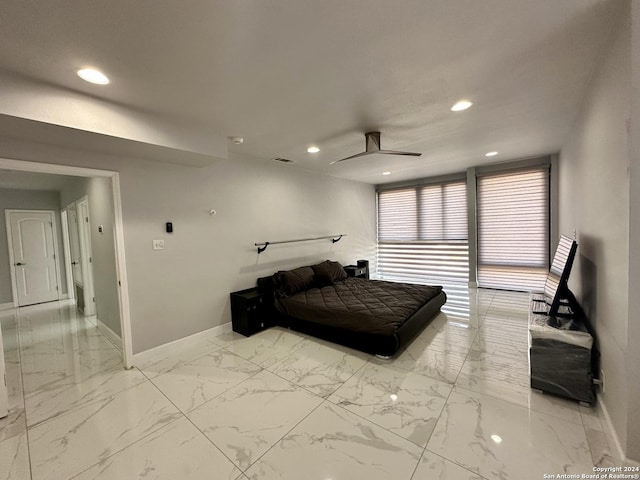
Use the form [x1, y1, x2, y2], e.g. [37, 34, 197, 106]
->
[0, 290, 623, 480]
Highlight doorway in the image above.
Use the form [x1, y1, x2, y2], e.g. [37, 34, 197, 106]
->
[6, 209, 62, 307]
[0, 157, 133, 368]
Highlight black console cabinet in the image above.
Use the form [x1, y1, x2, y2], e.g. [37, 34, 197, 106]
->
[230, 287, 272, 336]
[529, 309, 595, 406]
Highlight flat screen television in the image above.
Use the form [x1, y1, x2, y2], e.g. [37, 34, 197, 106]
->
[532, 235, 578, 317]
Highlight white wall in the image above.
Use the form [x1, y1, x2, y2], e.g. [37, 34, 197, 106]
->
[119, 155, 376, 353]
[558, 5, 635, 460]
[0, 138, 377, 354]
[60, 177, 121, 338]
[0, 188, 67, 304]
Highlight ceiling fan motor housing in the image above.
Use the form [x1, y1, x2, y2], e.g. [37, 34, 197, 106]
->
[365, 131, 382, 152]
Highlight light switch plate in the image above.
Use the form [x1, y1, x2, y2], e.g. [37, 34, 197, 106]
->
[152, 239, 165, 250]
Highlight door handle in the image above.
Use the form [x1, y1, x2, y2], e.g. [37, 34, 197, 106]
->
[71, 261, 78, 265]
[15, 262, 26, 266]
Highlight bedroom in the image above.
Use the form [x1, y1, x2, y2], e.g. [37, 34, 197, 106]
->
[0, 1, 638, 479]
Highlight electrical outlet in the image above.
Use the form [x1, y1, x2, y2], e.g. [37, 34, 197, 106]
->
[600, 369, 605, 393]
[152, 239, 165, 250]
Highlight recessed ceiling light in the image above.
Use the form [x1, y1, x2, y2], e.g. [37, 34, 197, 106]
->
[491, 434, 503, 444]
[382, 171, 391, 176]
[307, 146, 320, 153]
[77, 68, 109, 85]
[485, 151, 498, 157]
[451, 100, 472, 111]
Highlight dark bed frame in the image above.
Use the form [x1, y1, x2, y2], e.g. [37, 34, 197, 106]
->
[257, 275, 447, 357]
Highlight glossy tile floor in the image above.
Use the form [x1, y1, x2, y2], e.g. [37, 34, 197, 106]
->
[0, 288, 619, 480]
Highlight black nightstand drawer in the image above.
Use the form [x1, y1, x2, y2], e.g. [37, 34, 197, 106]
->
[230, 288, 272, 336]
[344, 265, 367, 279]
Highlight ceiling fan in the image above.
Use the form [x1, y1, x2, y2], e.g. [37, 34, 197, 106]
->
[330, 131, 422, 164]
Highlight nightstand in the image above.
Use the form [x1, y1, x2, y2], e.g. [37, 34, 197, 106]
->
[344, 265, 368, 279]
[230, 287, 272, 336]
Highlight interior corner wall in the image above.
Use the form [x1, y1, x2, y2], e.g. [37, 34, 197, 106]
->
[0, 139, 377, 354]
[558, 4, 632, 460]
[60, 177, 121, 338]
[0, 188, 67, 303]
[625, 0, 640, 463]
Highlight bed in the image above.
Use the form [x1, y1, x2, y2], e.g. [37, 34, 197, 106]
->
[258, 260, 446, 356]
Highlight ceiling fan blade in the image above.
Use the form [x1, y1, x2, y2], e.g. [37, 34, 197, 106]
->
[329, 151, 373, 164]
[329, 131, 423, 164]
[331, 150, 422, 164]
[377, 150, 422, 157]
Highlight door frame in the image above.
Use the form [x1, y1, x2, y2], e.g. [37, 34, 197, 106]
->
[0, 157, 134, 369]
[5, 209, 63, 307]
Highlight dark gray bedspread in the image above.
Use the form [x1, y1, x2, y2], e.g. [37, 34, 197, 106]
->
[277, 277, 443, 335]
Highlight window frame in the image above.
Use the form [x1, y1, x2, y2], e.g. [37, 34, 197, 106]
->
[376, 155, 557, 290]
[376, 175, 469, 284]
[475, 164, 551, 290]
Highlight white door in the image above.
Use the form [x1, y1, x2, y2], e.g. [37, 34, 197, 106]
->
[76, 198, 96, 316]
[60, 210, 75, 301]
[7, 210, 60, 306]
[66, 203, 83, 287]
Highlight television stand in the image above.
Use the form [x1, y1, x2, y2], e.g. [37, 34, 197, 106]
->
[528, 293, 595, 405]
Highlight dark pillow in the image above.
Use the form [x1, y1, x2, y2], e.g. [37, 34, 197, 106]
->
[329, 261, 349, 282]
[312, 260, 348, 287]
[274, 266, 315, 296]
[312, 266, 335, 287]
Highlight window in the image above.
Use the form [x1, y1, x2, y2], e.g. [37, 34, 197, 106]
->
[376, 158, 552, 295]
[377, 180, 469, 285]
[476, 167, 549, 291]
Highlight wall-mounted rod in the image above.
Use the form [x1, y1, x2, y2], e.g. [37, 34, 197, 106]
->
[255, 234, 346, 254]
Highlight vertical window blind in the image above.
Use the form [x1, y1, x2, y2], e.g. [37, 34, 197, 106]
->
[377, 181, 469, 285]
[476, 167, 549, 291]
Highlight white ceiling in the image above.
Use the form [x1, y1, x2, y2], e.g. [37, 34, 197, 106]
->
[0, 0, 623, 184]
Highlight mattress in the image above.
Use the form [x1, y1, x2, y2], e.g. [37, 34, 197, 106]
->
[276, 277, 443, 336]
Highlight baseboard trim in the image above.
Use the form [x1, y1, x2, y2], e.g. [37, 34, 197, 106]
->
[597, 393, 626, 461]
[97, 318, 122, 352]
[132, 322, 232, 367]
[0, 302, 15, 311]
